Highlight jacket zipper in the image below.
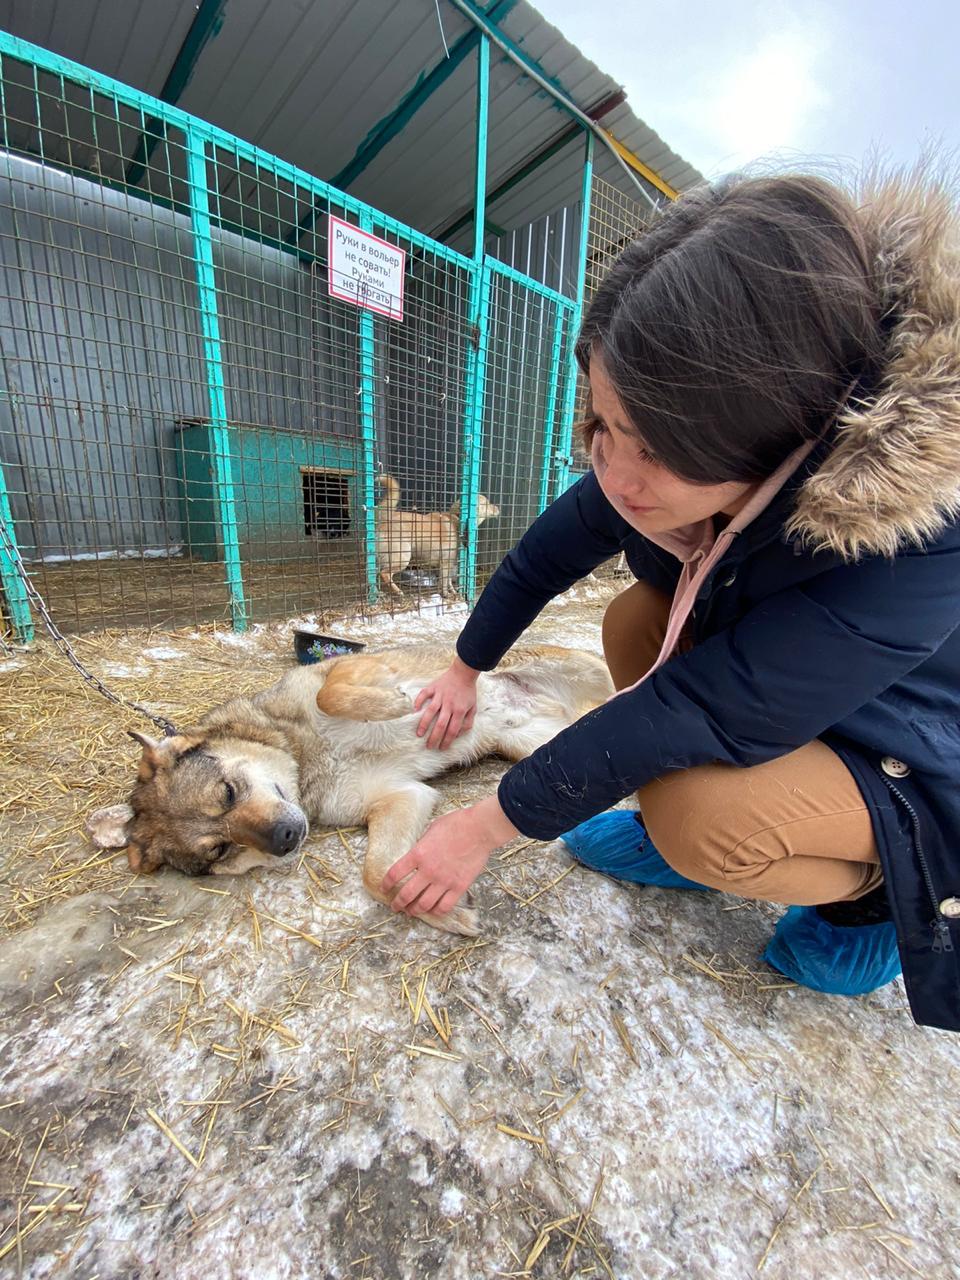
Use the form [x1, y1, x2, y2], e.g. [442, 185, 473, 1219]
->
[880, 774, 954, 954]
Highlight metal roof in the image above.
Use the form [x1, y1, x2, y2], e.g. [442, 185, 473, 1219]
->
[0, 0, 703, 241]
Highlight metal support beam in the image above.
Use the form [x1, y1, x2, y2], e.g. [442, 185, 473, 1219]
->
[0, 426, 33, 642]
[448, 0, 664, 207]
[435, 90, 625, 244]
[126, 0, 227, 186]
[185, 129, 247, 631]
[358, 211, 380, 605]
[437, 125, 578, 245]
[283, 0, 516, 248]
[554, 130, 594, 499]
[458, 35, 491, 604]
[537, 304, 566, 515]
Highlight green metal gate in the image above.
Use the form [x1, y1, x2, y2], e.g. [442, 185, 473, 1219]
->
[0, 30, 592, 638]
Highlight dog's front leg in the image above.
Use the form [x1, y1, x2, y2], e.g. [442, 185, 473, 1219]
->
[211, 847, 279, 875]
[362, 784, 480, 937]
[379, 568, 403, 596]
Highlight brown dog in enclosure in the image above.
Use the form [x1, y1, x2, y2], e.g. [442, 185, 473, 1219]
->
[87, 644, 613, 935]
[375, 475, 500, 597]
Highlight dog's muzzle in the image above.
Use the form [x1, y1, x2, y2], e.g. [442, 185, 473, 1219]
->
[270, 805, 308, 856]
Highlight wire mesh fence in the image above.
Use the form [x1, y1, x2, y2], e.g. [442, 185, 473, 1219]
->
[561, 173, 659, 581]
[584, 173, 649, 302]
[0, 33, 579, 638]
[564, 173, 652, 490]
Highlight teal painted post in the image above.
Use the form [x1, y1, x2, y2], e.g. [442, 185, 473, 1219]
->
[554, 131, 594, 498]
[458, 34, 491, 603]
[185, 128, 247, 631]
[0, 443, 33, 642]
[537, 302, 566, 514]
[358, 211, 379, 604]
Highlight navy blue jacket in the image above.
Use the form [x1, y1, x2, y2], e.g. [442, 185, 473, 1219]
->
[457, 460, 960, 1033]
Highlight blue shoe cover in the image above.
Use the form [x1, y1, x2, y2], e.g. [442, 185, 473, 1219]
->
[763, 906, 902, 996]
[559, 811, 711, 890]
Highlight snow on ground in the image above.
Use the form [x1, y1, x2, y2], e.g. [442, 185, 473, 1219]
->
[1, 578, 959, 1279]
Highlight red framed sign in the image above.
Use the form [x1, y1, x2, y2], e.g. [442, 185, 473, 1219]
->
[327, 214, 405, 321]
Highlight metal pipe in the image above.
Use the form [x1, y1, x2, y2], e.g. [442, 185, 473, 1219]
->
[358, 211, 380, 604]
[554, 131, 595, 498]
[458, 35, 492, 603]
[445, 0, 659, 209]
[0, 427, 34, 642]
[185, 129, 248, 631]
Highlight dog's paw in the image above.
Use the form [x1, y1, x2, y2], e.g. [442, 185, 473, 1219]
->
[420, 903, 481, 937]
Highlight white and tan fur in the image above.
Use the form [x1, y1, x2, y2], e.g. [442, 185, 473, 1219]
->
[88, 644, 613, 936]
[375, 475, 500, 597]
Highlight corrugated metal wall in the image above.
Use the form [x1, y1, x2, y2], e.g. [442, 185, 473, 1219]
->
[1, 161, 200, 559]
[486, 202, 582, 298]
[0, 157, 381, 560]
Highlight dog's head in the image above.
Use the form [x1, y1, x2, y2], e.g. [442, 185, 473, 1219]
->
[87, 731, 307, 877]
[449, 493, 500, 525]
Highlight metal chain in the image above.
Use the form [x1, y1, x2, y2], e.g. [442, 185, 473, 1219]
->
[0, 519, 179, 737]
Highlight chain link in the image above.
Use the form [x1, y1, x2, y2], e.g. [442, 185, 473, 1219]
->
[0, 519, 179, 737]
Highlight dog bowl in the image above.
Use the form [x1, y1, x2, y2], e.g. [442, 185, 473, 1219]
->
[293, 629, 366, 664]
[397, 569, 439, 589]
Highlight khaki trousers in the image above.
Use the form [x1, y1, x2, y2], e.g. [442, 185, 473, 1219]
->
[604, 581, 883, 905]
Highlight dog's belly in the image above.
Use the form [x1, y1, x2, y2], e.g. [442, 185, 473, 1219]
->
[301, 666, 577, 828]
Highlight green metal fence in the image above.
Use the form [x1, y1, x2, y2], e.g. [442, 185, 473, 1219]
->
[0, 30, 589, 639]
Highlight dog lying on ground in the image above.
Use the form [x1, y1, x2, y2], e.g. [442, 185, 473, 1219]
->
[375, 475, 500, 597]
[87, 644, 613, 935]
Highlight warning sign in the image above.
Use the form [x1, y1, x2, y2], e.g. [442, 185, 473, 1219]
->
[327, 215, 405, 321]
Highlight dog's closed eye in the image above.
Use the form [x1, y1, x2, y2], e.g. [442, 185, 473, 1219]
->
[213, 842, 231, 860]
[222, 781, 235, 808]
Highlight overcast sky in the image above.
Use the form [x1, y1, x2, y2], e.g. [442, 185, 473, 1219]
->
[532, 0, 958, 183]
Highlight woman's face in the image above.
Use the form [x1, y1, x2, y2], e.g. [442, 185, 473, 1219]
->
[589, 356, 752, 532]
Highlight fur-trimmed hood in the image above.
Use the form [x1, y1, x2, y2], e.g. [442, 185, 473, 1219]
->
[788, 166, 960, 560]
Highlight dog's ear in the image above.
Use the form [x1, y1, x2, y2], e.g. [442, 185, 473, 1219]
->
[126, 841, 164, 874]
[128, 730, 165, 780]
[85, 803, 135, 849]
[128, 729, 202, 779]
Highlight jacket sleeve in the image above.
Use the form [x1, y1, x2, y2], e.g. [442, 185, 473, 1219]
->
[497, 536, 960, 838]
[456, 472, 633, 671]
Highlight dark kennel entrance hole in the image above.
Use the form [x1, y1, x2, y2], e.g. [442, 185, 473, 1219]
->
[303, 469, 350, 538]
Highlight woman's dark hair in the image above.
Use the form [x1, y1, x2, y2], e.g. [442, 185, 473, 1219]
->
[576, 173, 886, 482]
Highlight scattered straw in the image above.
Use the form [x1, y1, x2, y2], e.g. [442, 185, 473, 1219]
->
[611, 1013, 638, 1066]
[246, 895, 263, 953]
[682, 953, 730, 985]
[861, 1174, 895, 1221]
[260, 912, 325, 950]
[404, 1043, 461, 1062]
[871, 1237, 924, 1277]
[495, 1123, 544, 1146]
[523, 1213, 579, 1270]
[0, 1188, 70, 1263]
[144, 1108, 200, 1169]
[703, 1020, 761, 1078]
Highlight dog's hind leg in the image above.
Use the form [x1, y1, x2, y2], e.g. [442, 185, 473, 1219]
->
[316, 682, 412, 721]
[362, 784, 480, 937]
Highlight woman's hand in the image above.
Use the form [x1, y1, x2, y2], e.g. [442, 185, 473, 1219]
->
[415, 655, 481, 750]
[381, 795, 519, 919]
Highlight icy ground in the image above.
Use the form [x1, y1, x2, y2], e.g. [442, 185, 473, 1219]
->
[1, 580, 958, 1279]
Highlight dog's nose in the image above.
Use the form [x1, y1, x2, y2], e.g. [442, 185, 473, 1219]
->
[271, 817, 306, 856]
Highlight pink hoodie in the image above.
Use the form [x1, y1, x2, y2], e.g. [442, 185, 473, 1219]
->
[591, 432, 819, 696]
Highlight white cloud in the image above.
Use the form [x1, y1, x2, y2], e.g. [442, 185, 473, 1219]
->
[531, 0, 839, 176]
[699, 29, 830, 165]
[597, 16, 834, 178]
